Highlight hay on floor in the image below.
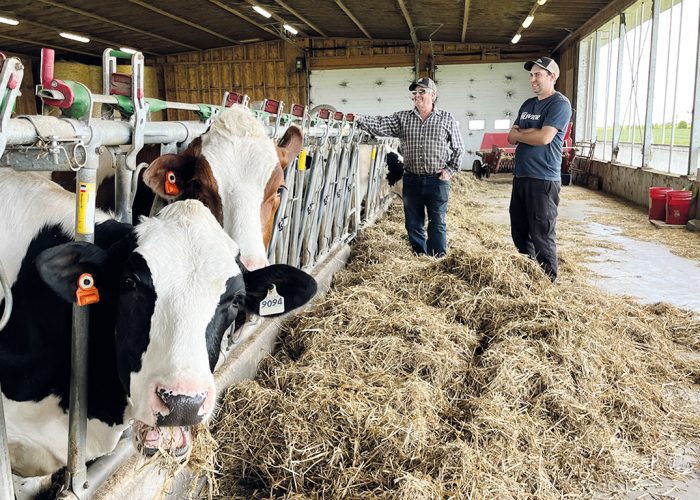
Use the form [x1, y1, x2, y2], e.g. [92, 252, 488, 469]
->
[209, 175, 700, 498]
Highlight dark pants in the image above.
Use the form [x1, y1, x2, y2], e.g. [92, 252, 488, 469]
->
[509, 176, 561, 280]
[402, 172, 451, 256]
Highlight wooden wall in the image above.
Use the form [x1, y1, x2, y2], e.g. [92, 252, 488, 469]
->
[156, 41, 306, 121]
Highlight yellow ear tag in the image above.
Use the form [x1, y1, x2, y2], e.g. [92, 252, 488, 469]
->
[259, 284, 285, 316]
[76, 273, 100, 306]
[164, 170, 180, 196]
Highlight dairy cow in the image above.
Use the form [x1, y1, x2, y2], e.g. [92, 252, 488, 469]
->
[0, 170, 317, 477]
[143, 104, 303, 271]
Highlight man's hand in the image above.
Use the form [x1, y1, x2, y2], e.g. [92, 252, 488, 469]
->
[438, 169, 452, 181]
[508, 125, 520, 145]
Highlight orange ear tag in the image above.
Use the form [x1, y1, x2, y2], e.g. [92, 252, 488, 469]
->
[164, 170, 180, 196]
[76, 273, 100, 306]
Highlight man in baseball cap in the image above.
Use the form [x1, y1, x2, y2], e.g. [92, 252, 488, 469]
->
[507, 56, 571, 282]
[355, 75, 464, 257]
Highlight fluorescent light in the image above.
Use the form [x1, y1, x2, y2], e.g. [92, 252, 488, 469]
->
[511, 33, 521, 44]
[522, 15, 534, 28]
[120, 47, 137, 54]
[252, 5, 272, 18]
[0, 16, 19, 26]
[537, 0, 547, 5]
[60, 32, 90, 43]
[283, 24, 298, 35]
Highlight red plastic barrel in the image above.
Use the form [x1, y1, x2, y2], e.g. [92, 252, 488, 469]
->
[648, 187, 673, 221]
[665, 190, 693, 225]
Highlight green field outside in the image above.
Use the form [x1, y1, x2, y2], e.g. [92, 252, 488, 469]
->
[595, 126, 690, 146]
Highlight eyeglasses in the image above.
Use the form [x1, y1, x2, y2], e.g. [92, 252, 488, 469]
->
[411, 89, 432, 96]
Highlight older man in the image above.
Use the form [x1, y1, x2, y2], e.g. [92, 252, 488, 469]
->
[507, 57, 572, 282]
[357, 77, 464, 257]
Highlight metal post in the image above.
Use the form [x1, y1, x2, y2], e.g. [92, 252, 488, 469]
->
[0, 258, 15, 500]
[689, 3, 700, 177]
[612, 14, 626, 162]
[60, 149, 98, 500]
[643, 0, 662, 167]
[668, 0, 685, 172]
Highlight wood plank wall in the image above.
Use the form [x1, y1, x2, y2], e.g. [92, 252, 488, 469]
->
[4, 51, 37, 116]
[156, 41, 307, 121]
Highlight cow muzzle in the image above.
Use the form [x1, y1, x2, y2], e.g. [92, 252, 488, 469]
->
[132, 421, 191, 459]
[155, 388, 207, 426]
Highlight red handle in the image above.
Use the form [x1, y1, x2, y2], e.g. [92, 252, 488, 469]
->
[41, 48, 55, 86]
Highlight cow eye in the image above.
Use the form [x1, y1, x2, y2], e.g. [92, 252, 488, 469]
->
[121, 276, 137, 291]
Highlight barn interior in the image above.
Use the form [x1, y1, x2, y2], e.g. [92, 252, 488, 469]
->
[1, 0, 699, 498]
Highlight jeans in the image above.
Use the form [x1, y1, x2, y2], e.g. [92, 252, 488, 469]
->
[402, 172, 451, 256]
[509, 176, 561, 280]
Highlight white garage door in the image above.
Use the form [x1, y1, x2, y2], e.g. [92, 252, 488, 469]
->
[309, 67, 415, 118]
[436, 63, 533, 170]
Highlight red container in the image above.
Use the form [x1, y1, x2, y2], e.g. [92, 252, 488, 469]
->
[665, 190, 693, 225]
[648, 186, 673, 221]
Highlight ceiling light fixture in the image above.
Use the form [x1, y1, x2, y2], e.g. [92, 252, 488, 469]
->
[120, 47, 137, 54]
[537, 0, 547, 5]
[283, 24, 298, 35]
[522, 15, 534, 28]
[0, 16, 19, 26]
[511, 33, 522, 44]
[252, 5, 272, 18]
[59, 32, 90, 43]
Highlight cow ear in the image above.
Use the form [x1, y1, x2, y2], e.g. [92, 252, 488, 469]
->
[276, 125, 304, 170]
[36, 242, 109, 304]
[142, 154, 190, 200]
[243, 264, 317, 315]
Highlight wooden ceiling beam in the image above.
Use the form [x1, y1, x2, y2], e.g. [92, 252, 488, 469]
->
[208, 0, 281, 40]
[243, 0, 310, 37]
[396, 0, 418, 46]
[273, 0, 327, 37]
[0, 34, 99, 58]
[127, 0, 241, 44]
[36, 0, 199, 51]
[461, 0, 471, 43]
[334, 1, 372, 40]
[15, 17, 162, 56]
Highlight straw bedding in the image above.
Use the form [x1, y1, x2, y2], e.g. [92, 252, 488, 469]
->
[197, 175, 700, 498]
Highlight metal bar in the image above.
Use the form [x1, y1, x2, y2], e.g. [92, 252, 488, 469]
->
[612, 14, 626, 162]
[643, 0, 661, 167]
[660, 0, 676, 148]
[397, 0, 419, 46]
[689, 0, 700, 177]
[461, 0, 471, 43]
[668, 0, 685, 171]
[602, 21, 615, 160]
[273, 0, 328, 37]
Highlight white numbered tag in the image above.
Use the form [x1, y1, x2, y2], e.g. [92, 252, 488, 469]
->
[259, 284, 285, 316]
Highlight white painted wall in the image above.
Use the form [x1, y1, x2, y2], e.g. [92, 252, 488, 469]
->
[436, 63, 533, 169]
[309, 63, 534, 171]
[309, 67, 415, 118]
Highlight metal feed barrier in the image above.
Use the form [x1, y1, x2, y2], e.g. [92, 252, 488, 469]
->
[0, 48, 396, 499]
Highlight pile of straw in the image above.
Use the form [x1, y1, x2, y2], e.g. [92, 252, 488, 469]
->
[210, 175, 700, 498]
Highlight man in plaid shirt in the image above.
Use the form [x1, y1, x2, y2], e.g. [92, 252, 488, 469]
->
[356, 77, 464, 257]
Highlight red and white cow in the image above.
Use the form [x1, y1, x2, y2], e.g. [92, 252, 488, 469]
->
[0, 169, 316, 478]
[143, 104, 303, 270]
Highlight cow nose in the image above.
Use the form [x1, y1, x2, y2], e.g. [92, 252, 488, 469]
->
[155, 388, 207, 426]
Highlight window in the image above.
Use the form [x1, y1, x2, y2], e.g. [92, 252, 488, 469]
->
[494, 119, 511, 130]
[468, 120, 485, 130]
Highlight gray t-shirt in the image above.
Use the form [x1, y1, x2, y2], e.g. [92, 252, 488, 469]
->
[513, 92, 572, 181]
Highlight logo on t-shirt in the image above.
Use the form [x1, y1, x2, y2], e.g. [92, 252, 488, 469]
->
[521, 112, 541, 121]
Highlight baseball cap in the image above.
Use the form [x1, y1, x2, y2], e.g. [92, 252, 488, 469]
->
[524, 57, 560, 76]
[409, 77, 437, 93]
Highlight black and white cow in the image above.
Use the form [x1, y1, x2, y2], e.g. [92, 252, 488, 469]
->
[0, 169, 316, 477]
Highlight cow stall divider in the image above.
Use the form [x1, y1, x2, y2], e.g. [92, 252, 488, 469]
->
[0, 48, 398, 499]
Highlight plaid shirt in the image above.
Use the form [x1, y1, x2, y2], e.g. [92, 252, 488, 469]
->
[357, 107, 465, 175]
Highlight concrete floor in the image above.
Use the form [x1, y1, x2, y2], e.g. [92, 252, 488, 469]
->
[479, 175, 700, 499]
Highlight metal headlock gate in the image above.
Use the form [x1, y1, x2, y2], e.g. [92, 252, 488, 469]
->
[0, 48, 396, 499]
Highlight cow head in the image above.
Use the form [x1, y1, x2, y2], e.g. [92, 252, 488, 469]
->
[35, 200, 316, 457]
[143, 105, 304, 271]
